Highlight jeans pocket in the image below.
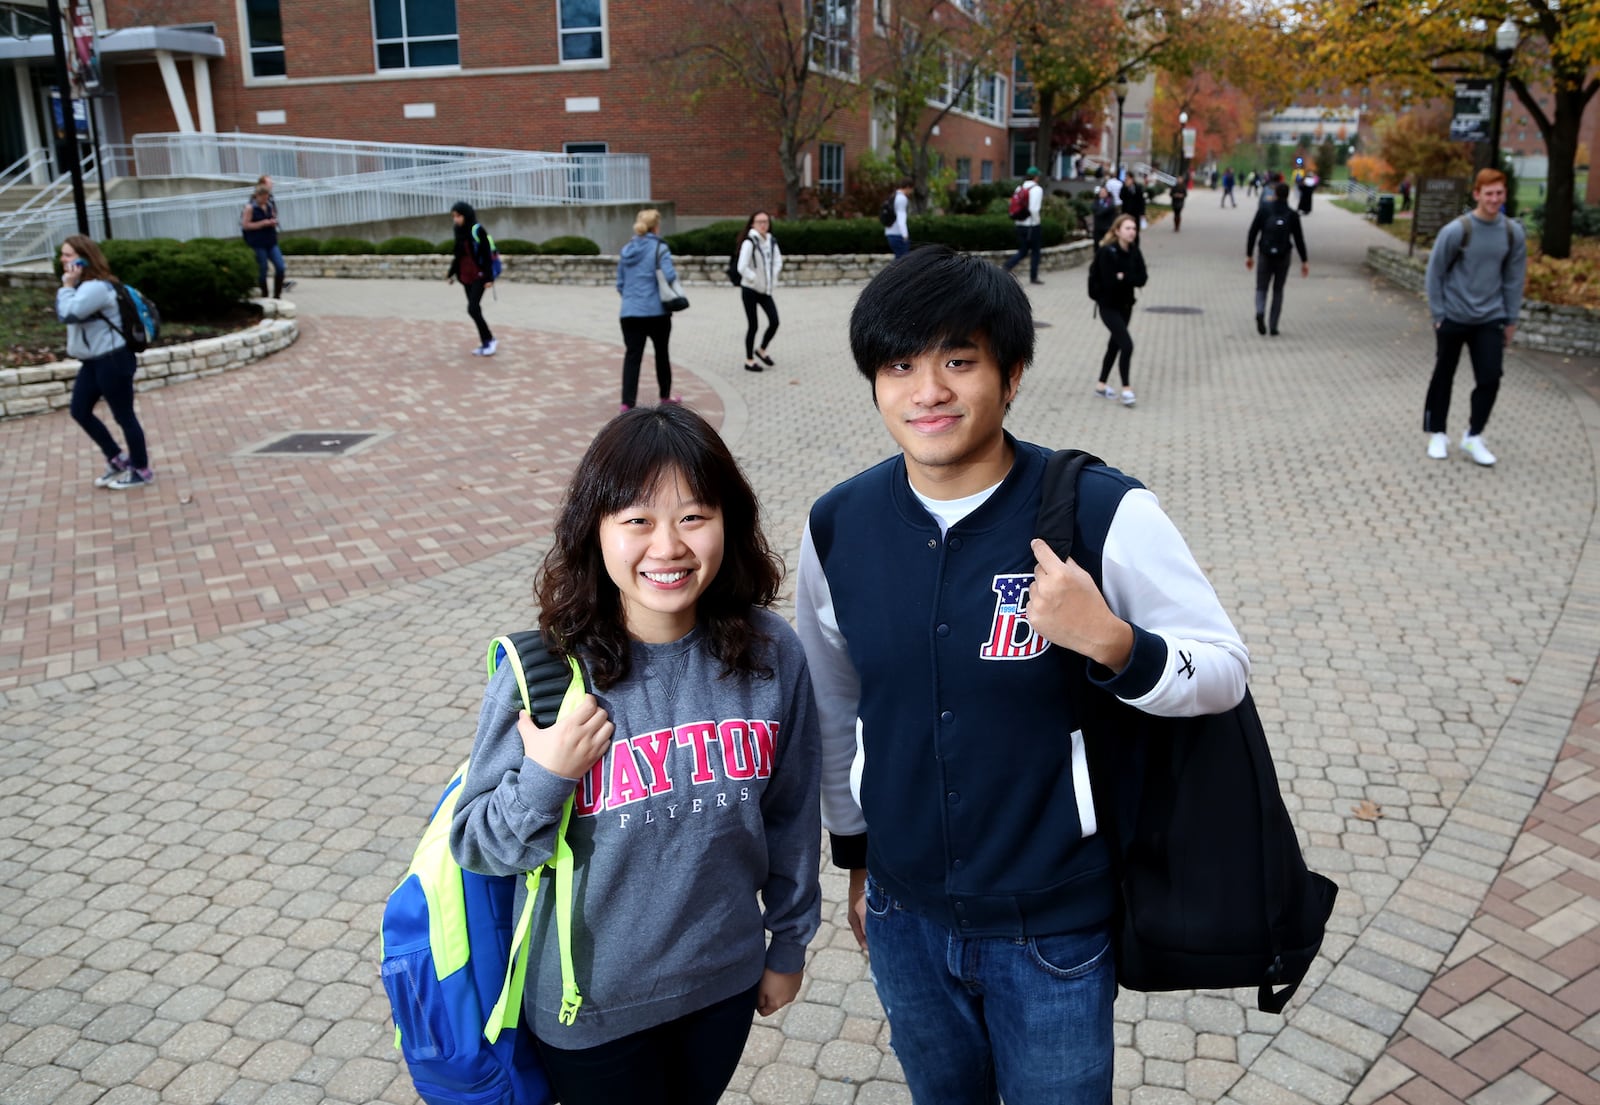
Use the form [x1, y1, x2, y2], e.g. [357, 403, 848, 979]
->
[1027, 928, 1112, 980]
[863, 874, 893, 919]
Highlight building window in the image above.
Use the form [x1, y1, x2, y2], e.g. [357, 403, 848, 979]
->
[564, 141, 608, 199]
[560, 0, 604, 61]
[374, 0, 459, 69]
[976, 72, 1004, 123]
[873, 0, 890, 35]
[980, 159, 993, 183]
[955, 157, 971, 196]
[809, 0, 856, 76]
[819, 142, 845, 196]
[1011, 53, 1034, 119]
[246, 0, 286, 77]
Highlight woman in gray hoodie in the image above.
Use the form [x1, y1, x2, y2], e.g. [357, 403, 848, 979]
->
[451, 405, 820, 1105]
[56, 235, 152, 490]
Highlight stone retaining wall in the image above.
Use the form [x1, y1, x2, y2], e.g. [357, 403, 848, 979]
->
[285, 240, 1094, 286]
[0, 304, 299, 422]
[1365, 245, 1600, 358]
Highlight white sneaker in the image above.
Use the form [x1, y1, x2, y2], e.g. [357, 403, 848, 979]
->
[1120, 389, 1136, 407]
[1460, 434, 1496, 466]
[1427, 432, 1449, 460]
[481, 339, 498, 357]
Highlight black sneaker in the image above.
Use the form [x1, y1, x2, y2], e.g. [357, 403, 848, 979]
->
[94, 455, 129, 488]
[1255, 314, 1266, 335]
[108, 467, 153, 491]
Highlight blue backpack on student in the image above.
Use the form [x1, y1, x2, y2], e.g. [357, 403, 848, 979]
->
[380, 631, 586, 1105]
[472, 223, 504, 280]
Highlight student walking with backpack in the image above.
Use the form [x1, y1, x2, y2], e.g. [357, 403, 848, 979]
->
[446, 201, 498, 357]
[1088, 214, 1147, 407]
[450, 404, 821, 1105]
[614, 208, 680, 411]
[56, 235, 154, 491]
[882, 180, 913, 259]
[1421, 168, 1527, 466]
[241, 183, 290, 298]
[1220, 168, 1237, 207]
[1001, 167, 1046, 284]
[736, 211, 782, 373]
[1245, 181, 1309, 336]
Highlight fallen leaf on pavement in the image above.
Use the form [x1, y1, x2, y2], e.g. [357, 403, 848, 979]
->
[1353, 800, 1382, 821]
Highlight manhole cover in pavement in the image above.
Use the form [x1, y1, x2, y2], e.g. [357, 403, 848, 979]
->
[241, 431, 391, 457]
[1143, 306, 1204, 315]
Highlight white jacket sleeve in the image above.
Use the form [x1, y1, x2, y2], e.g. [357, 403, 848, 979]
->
[737, 237, 757, 285]
[770, 240, 783, 288]
[794, 521, 867, 838]
[1096, 488, 1250, 716]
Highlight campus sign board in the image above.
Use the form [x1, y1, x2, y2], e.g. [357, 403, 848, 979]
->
[1449, 80, 1492, 143]
[1409, 177, 1469, 256]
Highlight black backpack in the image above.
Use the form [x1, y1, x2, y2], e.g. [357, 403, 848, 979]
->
[106, 283, 160, 354]
[878, 196, 897, 227]
[1260, 210, 1293, 257]
[727, 235, 743, 286]
[1037, 449, 1338, 1014]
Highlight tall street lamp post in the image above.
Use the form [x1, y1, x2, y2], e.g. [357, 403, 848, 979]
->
[1113, 75, 1129, 173]
[1178, 110, 1189, 183]
[1487, 18, 1519, 173]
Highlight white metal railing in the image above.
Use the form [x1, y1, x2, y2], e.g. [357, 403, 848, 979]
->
[0, 150, 651, 265]
[0, 149, 51, 202]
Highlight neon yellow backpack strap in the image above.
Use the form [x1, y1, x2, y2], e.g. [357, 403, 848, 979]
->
[482, 633, 587, 1041]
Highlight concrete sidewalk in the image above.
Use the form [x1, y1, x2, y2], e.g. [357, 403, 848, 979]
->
[0, 192, 1597, 1105]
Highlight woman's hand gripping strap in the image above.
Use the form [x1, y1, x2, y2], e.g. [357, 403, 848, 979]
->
[484, 635, 588, 1039]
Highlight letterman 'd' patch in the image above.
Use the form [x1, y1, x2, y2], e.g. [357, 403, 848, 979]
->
[979, 573, 1051, 660]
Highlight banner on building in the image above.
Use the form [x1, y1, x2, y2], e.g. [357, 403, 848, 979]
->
[1449, 80, 1492, 143]
[68, 0, 101, 95]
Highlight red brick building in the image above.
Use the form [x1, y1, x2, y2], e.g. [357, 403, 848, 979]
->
[3, 0, 1024, 221]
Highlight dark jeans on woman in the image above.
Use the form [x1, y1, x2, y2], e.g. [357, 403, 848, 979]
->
[1424, 319, 1504, 437]
[463, 280, 494, 345]
[253, 244, 285, 295]
[741, 287, 779, 359]
[71, 344, 148, 470]
[1097, 305, 1134, 387]
[620, 313, 673, 407]
[532, 982, 758, 1105]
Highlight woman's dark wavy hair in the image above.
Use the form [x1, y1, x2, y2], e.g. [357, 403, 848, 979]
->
[536, 405, 783, 690]
[450, 201, 477, 242]
[848, 244, 1034, 396]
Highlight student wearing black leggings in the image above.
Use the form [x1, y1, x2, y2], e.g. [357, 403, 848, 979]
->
[56, 235, 153, 490]
[735, 211, 783, 372]
[1088, 214, 1147, 408]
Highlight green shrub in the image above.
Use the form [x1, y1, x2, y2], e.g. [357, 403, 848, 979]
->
[436, 239, 457, 254]
[538, 235, 600, 255]
[376, 236, 436, 255]
[663, 221, 748, 256]
[490, 238, 534, 254]
[101, 238, 258, 320]
[1528, 201, 1600, 239]
[320, 236, 376, 255]
[947, 181, 1014, 216]
[279, 237, 323, 255]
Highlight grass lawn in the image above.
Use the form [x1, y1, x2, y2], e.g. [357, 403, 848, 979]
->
[1, 285, 260, 369]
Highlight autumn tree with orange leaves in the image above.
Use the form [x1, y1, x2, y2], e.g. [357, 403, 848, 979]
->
[1298, 0, 1598, 257]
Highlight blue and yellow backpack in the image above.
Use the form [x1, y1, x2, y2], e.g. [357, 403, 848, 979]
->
[380, 631, 586, 1105]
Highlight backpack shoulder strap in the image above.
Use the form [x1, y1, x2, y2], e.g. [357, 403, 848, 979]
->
[483, 630, 589, 1035]
[1036, 449, 1106, 565]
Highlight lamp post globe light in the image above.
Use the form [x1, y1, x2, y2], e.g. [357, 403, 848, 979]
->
[1488, 17, 1519, 172]
[1113, 75, 1130, 173]
[1178, 110, 1189, 182]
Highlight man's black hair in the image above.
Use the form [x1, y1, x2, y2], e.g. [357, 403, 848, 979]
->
[848, 245, 1034, 389]
[1274, 182, 1290, 201]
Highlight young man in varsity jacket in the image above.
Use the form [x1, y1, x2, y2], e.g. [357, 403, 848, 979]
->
[794, 245, 1250, 1105]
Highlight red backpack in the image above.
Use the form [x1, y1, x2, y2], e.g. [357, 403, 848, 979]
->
[1008, 183, 1031, 220]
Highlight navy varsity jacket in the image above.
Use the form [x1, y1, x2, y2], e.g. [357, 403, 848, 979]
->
[794, 437, 1248, 937]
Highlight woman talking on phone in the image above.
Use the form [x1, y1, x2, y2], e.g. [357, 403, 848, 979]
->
[56, 235, 153, 490]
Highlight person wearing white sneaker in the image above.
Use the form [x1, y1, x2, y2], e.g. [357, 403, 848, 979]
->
[445, 201, 496, 356]
[1421, 169, 1526, 467]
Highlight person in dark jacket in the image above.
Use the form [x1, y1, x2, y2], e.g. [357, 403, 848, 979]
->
[445, 200, 496, 356]
[241, 183, 288, 298]
[1089, 185, 1117, 242]
[1168, 178, 1188, 232]
[1245, 182, 1309, 336]
[794, 244, 1248, 1105]
[1089, 214, 1147, 406]
[1120, 173, 1147, 232]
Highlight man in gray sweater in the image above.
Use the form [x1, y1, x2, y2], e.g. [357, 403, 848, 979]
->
[1422, 168, 1526, 466]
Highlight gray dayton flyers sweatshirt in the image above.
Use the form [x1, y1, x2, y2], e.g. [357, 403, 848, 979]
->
[1425, 212, 1526, 327]
[449, 608, 821, 1049]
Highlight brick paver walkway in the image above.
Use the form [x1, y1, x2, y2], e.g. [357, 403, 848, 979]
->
[1, 192, 1597, 1105]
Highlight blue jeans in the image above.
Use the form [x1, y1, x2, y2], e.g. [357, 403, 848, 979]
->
[864, 876, 1114, 1105]
[253, 244, 285, 292]
[886, 234, 909, 259]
